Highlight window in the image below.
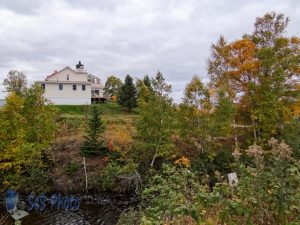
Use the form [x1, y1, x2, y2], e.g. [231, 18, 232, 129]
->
[41, 83, 45, 90]
[59, 84, 63, 90]
[95, 90, 99, 96]
[82, 85, 86, 91]
[73, 84, 77, 91]
[67, 75, 69, 80]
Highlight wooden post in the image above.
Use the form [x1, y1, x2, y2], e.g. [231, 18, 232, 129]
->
[233, 118, 238, 150]
[252, 117, 257, 144]
[83, 157, 88, 192]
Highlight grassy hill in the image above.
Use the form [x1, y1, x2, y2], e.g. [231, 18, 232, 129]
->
[56, 103, 138, 116]
[56, 103, 139, 124]
[51, 103, 139, 192]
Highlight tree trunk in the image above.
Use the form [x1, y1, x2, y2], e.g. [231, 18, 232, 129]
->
[150, 142, 159, 167]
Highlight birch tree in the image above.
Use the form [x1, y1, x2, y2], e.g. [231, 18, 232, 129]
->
[137, 71, 175, 167]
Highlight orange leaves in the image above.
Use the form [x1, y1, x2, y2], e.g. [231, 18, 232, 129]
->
[110, 95, 117, 102]
[230, 39, 256, 61]
[226, 39, 260, 87]
[209, 37, 260, 97]
[174, 156, 191, 168]
[290, 36, 300, 45]
[107, 138, 114, 151]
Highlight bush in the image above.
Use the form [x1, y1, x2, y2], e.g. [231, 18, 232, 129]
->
[198, 140, 300, 225]
[282, 118, 300, 159]
[66, 161, 80, 176]
[141, 164, 202, 224]
[56, 105, 87, 114]
[117, 207, 142, 225]
[18, 164, 52, 193]
[130, 139, 300, 225]
[191, 149, 234, 189]
[91, 161, 139, 192]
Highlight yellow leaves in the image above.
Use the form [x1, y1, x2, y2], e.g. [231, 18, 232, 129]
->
[0, 86, 57, 190]
[104, 123, 135, 159]
[105, 123, 133, 148]
[291, 84, 300, 117]
[0, 162, 14, 171]
[174, 156, 191, 168]
[183, 76, 212, 113]
[291, 36, 300, 45]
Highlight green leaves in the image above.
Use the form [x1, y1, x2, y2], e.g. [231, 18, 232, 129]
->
[137, 71, 175, 167]
[2, 70, 27, 94]
[141, 165, 202, 224]
[208, 12, 300, 141]
[104, 75, 123, 98]
[80, 105, 108, 157]
[0, 84, 57, 191]
[118, 75, 137, 112]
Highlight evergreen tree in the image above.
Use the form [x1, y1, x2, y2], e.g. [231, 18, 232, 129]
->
[80, 105, 108, 157]
[118, 75, 137, 112]
[136, 75, 154, 104]
[143, 75, 153, 92]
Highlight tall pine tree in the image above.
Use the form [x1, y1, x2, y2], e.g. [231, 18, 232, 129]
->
[118, 75, 137, 112]
[80, 105, 108, 157]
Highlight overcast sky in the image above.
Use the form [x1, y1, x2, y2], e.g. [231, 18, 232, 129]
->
[0, 0, 299, 101]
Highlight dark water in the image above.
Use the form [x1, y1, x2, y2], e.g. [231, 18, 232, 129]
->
[1, 193, 139, 225]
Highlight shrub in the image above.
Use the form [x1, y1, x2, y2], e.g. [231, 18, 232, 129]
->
[66, 161, 80, 176]
[117, 207, 142, 225]
[141, 164, 202, 224]
[198, 139, 300, 225]
[18, 164, 52, 193]
[91, 161, 139, 192]
[130, 139, 300, 225]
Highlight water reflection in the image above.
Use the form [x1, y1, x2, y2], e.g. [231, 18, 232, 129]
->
[1, 193, 139, 225]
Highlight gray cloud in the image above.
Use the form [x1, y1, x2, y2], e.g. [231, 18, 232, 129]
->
[0, 0, 299, 101]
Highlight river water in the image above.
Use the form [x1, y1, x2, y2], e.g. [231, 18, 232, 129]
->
[1, 193, 139, 225]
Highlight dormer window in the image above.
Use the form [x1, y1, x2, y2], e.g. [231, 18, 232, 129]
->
[67, 75, 69, 80]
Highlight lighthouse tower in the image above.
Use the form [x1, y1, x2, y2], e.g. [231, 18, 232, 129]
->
[76, 61, 84, 72]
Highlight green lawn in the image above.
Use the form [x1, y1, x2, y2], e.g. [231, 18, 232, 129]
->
[56, 103, 139, 126]
[56, 103, 138, 116]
